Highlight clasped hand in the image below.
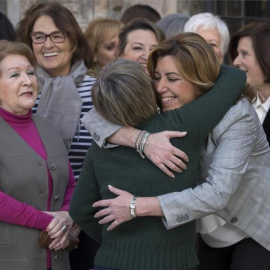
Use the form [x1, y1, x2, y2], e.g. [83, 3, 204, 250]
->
[43, 210, 75, 250]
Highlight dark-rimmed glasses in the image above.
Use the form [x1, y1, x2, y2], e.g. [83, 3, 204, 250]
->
[30, 31, 66, 44]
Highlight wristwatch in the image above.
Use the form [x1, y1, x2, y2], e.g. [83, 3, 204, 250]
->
[130, 195, 139, 218]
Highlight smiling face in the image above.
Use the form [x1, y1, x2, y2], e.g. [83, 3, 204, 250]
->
[122, 29, 158, 70]
[94, 35, 119, 67]
[197, 28, 223, 63]
[0, 54, 38, 115]
[31, 15, 75, 77]
[154, 55, 197, 111]
[233, 36, 265, 90]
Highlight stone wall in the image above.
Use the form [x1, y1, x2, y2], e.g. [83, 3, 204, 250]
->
[2, 0, 202, 31]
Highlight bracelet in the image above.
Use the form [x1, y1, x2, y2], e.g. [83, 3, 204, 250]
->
[139, 132, 150, 157]
[135, 130, 151, 159]
[135, 131, 146, 151]
[135, 130, 147, 158]
[130, 195, 139, 218]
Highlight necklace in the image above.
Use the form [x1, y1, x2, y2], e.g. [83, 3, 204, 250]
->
[258, 93, 268, 103]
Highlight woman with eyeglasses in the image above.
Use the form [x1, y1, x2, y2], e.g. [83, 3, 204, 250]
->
[16, 2, 98, 270]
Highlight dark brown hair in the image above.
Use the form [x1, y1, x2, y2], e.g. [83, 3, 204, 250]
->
[16, 2, 93, 69]
[120, 4, 161, 24]
[229, 21, 270, 84]
[0, 11, 16, 41]
[118, 18, 164, 56]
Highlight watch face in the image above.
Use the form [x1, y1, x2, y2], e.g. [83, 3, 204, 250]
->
[130, 196, 138, 218]
[130, 208, 136, 218]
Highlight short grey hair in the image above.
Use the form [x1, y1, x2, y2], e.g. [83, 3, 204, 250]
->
[92, 59, 157, 127]
[184, 12, 230, 57]
[156, 13, 190, 39]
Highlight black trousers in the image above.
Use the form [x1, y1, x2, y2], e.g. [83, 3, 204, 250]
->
[69, 231, 100, 270]
[198, 235, 270, 270]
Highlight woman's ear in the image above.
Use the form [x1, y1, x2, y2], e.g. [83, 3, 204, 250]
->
[195, 85, 202, 98]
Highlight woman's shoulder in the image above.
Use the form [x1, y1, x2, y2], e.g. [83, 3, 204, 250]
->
[213, 98, 257, 133]
[228, 98, 253, 116]
[77, 75, 96, 97]
[84, 74, 95, 80]
[32, 115, 63, 137]
[79, 74, 96, 86]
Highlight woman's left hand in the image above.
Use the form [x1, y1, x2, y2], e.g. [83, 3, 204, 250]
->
[47, 231, 70, 250]
[93, 185, 133, 230]
[44, 211, 73, 238]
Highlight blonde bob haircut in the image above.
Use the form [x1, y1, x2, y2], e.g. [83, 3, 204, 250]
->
[147, 32, 220, 97]
[85, 18, 123, 54]
[92, 59, 157, 127]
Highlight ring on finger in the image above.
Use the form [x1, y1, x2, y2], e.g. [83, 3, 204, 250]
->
[61, 225, 68, 232]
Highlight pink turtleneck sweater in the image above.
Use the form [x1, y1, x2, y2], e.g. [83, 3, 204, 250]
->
[0, 107, 76, 268]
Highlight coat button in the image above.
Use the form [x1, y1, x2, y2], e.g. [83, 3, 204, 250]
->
[176, 216, 182, 223]
[176, 214, 190, 223]
[54, 195, 59, 201]
[54, 255, 58, 260]
[93, 132, 100, 141]
[50, 163, 57, 170]
[231, 217, 238, 223]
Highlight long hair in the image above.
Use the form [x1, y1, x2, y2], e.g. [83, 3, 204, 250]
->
[229, 21, 270, 84]
[148, 32, 220, 98]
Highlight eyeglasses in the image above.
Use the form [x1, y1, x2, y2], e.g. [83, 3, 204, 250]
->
[30, 31, 66, 44]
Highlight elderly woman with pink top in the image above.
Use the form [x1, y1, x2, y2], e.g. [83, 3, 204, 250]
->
[0, 40, 75, 270]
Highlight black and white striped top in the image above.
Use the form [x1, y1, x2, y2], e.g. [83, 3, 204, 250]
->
[33, 75, 95, 180]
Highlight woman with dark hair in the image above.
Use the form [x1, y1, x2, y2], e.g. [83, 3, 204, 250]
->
[16, 2, 97, 269]
[229, 21, 270, 144]
[16, 1, 94, 176]
[120, 4, 161, 24]
[118, 18, 164, 72]
[70, 33, 246, 270]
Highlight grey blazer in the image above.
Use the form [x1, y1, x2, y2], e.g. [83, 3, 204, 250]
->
[158, 99, 270, 251]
